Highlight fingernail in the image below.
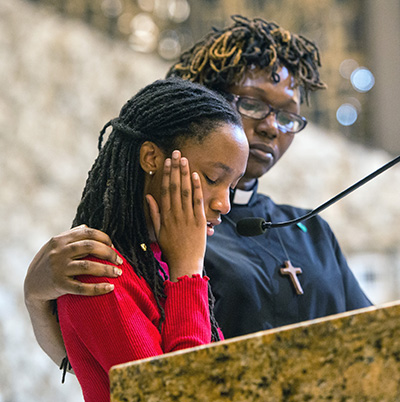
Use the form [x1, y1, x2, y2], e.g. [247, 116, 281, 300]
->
[193, 172, 199, 180]
[105, 284, 114, 291]
[165, 158, 171, 167]
[172, 150, 179, 159]
[181, 158, 187, 166]
[116, 256, 123, 265]
[114, 268, 123, 276]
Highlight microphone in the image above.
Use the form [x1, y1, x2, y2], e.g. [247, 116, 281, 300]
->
[236, 154, 400, 236]
[236, 217, 268, 236]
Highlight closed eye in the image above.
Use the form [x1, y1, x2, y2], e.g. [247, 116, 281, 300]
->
[204, 175, 217, 185]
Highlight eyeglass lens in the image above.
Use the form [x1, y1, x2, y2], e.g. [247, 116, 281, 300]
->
[236, 97, 305, 133]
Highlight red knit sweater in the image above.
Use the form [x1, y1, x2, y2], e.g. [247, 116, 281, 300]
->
[57, 243, 215, 402]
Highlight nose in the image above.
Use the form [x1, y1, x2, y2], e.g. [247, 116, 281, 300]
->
[255, 112, 279, 140]
[210, 188, 231, 216]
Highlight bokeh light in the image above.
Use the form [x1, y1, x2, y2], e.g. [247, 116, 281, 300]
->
[336, 103, 358, 126]
[339, 59, 359, 79]
[154, 0, 170, 19]
[350, 67, 375, 93]
[158, 30, 182, 60]
[168, 0, 190, 23]
[129, 13, 159, 53]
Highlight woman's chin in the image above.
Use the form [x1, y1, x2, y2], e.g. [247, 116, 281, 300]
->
[239, 164, 275, 187]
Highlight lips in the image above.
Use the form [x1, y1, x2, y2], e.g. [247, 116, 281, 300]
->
[249, 143, 275, 163]
[207, 218, 221, 236]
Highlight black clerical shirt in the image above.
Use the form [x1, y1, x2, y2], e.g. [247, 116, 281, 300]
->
[205, 183, 372, 339]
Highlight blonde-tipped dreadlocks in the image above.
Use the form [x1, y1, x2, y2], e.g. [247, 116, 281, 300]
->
[167, 15, 326, 103]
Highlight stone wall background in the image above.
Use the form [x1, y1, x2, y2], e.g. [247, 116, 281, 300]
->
[1, 0, 399, 401]
[1, 0, 168, 401]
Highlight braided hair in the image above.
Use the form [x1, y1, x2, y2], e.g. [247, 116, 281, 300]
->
[72, 78, 242, 341]
[167, 15, 326, 103]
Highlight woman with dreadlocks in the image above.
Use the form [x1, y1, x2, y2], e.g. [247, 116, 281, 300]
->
[25, 15, 371, 362]
[34, 78, 248, 401]
[164, 15, 371, 336]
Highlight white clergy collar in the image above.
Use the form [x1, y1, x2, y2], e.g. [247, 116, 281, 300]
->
[232, 186, 257, 205]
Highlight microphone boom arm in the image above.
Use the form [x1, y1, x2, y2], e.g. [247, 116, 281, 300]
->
[263, 154, 400, 229]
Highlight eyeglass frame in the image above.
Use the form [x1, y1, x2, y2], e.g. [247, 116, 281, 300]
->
[229, 93, 308, 134]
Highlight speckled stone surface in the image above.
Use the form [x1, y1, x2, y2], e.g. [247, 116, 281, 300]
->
[110, 301, 400, 401]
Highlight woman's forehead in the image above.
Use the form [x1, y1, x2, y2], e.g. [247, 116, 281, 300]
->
[235, 65, 297, 89]
[228, 65, 301, 109]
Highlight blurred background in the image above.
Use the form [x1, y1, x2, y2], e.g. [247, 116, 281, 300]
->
[1, 0, 399, 400]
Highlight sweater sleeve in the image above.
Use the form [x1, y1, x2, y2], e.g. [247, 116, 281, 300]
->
[162, 274, 212, 352]
[57, 258, 212, 387]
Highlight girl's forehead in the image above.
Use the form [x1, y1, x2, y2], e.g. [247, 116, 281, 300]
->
[180, 124, 248, 162]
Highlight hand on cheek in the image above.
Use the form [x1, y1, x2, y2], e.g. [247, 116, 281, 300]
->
[146, 151, 206, 281]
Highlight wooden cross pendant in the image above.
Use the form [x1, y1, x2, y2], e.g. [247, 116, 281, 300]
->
[280, 260, 304, 295]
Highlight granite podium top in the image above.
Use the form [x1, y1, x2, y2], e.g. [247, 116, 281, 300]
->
[110, 300, 400, 401]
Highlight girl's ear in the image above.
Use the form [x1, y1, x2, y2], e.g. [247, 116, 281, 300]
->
[139, 141, 166, 174]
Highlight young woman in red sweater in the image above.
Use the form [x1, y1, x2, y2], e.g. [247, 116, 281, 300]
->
[52, 78, 248, 401]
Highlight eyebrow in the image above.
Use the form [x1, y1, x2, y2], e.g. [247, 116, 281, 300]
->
[211, 162, 245, 181]
[239, 86, 265, 96]
[211, 162, 233, 173]
[238, 86, 298, 108]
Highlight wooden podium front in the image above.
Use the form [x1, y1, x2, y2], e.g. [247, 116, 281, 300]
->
[109, 301, 400, 401]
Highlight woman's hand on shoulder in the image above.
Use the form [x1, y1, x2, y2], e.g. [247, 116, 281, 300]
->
[24, 225, 123, 305]
[147, 151, 206, 281]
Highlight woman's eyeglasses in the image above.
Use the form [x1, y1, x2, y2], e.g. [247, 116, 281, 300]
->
[231, 94, 307, 134]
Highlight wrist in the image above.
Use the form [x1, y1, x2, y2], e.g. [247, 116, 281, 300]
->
[168, 260, 204, 282]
